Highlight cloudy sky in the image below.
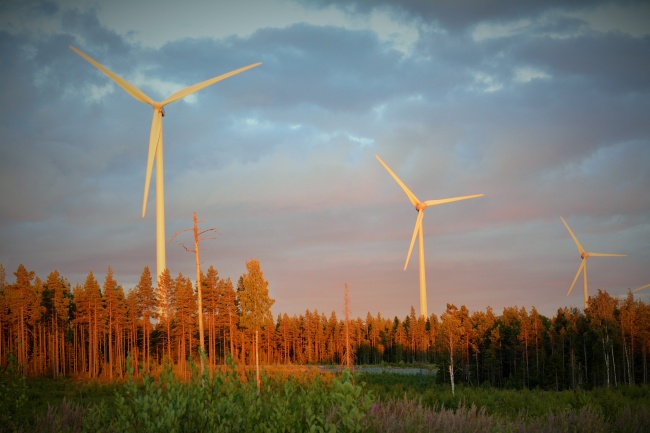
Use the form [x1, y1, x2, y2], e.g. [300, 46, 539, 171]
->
[1, 0, 649, 320]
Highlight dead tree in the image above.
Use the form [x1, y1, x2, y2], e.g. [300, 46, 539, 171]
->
[170, 212, 217, 378]
[343, 283, 354, 372]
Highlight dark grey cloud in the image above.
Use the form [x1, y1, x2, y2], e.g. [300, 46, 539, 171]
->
[516, 33, 650, 93]
[305, 0, 631, 32]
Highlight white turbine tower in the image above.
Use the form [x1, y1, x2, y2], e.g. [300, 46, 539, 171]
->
[560, 217, 627, 309]
[376, 155, 483, 318]
[71, 46, 261, 280]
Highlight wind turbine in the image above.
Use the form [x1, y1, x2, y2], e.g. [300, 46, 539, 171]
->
[634, 283, 650, 293]
[70, 46, 261, 280]
[560, 217, 627, 309]
[376, 155, 484, 318]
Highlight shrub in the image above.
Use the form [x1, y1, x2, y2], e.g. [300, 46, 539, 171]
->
[80, 361, 374, 433]
[0, 355, 28, 432]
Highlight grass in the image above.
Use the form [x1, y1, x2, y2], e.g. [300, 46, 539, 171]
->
[3, 364, 650, 432]
[359, 371, 650, 430]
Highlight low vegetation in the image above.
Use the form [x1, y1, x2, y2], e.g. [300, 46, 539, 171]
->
[3, 359, 650, 433]
[2, 261, 650, 431]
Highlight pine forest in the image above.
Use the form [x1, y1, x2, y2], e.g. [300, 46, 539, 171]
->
[2, 261, 650, 391]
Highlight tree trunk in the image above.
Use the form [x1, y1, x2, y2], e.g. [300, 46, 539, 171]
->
[255, 330, 260, 394]
[449, 333, 455, 396]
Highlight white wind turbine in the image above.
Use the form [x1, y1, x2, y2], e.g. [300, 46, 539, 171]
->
[70, 46, 261, 280]
[560, 217, 627, 309]
[376, 155, 484, 318]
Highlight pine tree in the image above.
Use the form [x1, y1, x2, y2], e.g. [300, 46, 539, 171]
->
[124, 289, 140, 376]
[238, 259, 275, 392]
[135, 266, 157, 372]
[102, 266, 120, 380]
[45, 270, 70, 377]
[217, 277, 238, 361]
[202, 266, 220, 369]
[173, 272, 196, 377]
[81, 271, 103, 378]
[113, 284, 128, 378]
[7, 264, 39, 371]
[156, 268, 174, 361]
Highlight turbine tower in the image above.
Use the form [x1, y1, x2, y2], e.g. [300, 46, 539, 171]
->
[560, 217, 627, 309]
[71, 46, 261, 280]
[376, 155, 483, 318]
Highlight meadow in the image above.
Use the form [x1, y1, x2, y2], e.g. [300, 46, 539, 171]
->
[3, 359, 650, 433]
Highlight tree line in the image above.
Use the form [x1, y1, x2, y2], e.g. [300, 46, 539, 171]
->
[0, 261, 649, 390]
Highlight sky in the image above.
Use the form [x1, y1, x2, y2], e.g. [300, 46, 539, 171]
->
[1, 0, 649, 320]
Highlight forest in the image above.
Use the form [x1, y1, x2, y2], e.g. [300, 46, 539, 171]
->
[1, 261, 649, 392]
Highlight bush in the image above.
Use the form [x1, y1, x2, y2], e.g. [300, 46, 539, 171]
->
[81, 360, 374, 433]
[0, 355, 28, 432]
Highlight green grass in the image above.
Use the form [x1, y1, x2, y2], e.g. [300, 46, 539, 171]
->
[23, 376, 120, 411]
[3, 365, 650, 433]
[358, 371, 650, 422]
[5, 360, 373, 433]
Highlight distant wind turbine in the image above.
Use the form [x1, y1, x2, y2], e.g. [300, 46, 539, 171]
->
[70, 46, 261, 280]
[560, 217, 627, 309]
[376, 155, 484, 318]
[634, 283, 650, 293]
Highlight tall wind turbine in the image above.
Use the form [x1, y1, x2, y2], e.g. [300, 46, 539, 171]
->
[70, 46, 261, 280]
[376, 155, 483, 318]
[560, 217, 627, 309]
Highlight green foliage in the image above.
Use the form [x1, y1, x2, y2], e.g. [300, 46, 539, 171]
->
[0, 355, 28, 431]
[7, 369, 650, 433]
[360, 371, 650, 430]
[79, 363, 373, 433]
[330, 370, 374, 432]
[238, 259, 275, 332]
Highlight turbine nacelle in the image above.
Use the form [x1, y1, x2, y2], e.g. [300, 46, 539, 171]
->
[560, 216, 627, 309]
[154, 105, 165, 117]
[70, 45, 261, 220]
[71, 45, 261, 283]
[376, 154, 483, 318]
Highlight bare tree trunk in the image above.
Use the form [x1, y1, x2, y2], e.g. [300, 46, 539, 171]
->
[603, 334, 610, 387]
[449, 333, 455, 396]
[108, 310, 113, 380]
[229, 312, 235, 360]
[344, 284, 352, 371]
[611, 335, 618, 387]
[170, 212, 217, 377]
[255, 330, 260, 394]
[191, 213, 206, 377]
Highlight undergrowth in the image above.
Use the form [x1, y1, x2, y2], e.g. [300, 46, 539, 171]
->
[3, 364, 650, 432]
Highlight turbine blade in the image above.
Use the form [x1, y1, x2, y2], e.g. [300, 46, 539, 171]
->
[375, 155, 419, 206]
[161, 62, 262, 106]
[560, 217, 586, 256]
[142, 110, 163, 218]
[634, 283, 650, 293]
[567, 259, 586, 297]
[70, 46, 155, 105]
[423, 194, 484, 207]
[404, 210, 424, 271]
[587, 252, 627, 257]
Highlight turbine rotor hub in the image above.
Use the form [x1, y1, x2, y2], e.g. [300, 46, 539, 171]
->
[416, 202, 426, 211]
[153, 104, 165, 116]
